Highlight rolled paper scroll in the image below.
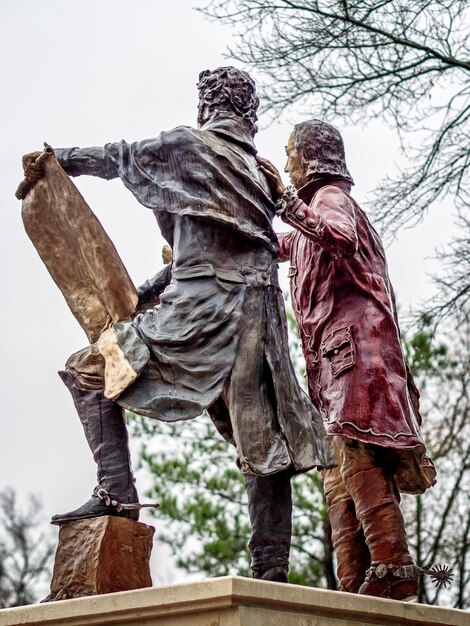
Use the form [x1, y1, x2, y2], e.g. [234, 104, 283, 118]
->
[19, 151, 138, 343]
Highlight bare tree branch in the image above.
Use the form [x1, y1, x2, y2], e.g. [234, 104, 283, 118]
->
[201, 0, 470, 321]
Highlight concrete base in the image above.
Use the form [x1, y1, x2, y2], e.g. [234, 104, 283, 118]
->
[0, 576, 466, 626]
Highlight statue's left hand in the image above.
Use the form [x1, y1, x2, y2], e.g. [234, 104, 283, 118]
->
[16, 150, 47, 200]
[162, 244, 173, 265]
[22, 151, 42, 170]
[22, 151, 46, 182]
[257, 156, 286, 200]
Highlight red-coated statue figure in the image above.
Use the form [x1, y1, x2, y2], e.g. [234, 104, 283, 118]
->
[259, 120, 437, 601]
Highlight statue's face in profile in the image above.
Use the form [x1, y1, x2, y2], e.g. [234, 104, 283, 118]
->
[284, 131, 308, 189]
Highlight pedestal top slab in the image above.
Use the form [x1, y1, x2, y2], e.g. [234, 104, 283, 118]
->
[0, 576, 466, 626]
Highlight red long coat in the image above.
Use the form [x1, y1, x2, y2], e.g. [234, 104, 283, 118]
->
[278, 179, 435, 493]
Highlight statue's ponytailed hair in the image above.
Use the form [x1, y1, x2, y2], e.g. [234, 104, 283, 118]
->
[197, 66, 259, 134]
[294, 119, 354, 184]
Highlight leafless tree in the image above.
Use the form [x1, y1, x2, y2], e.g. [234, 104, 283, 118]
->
[429, 210, 470, 322]
[402, 310, 470, 608]
[0, 489, 54, 607]
[202, 0, 470, 321]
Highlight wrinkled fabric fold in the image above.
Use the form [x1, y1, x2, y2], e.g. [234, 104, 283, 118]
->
[278, 181, 436, 493]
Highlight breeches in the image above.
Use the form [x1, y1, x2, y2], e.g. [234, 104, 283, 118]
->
[323, 436, 400, 506]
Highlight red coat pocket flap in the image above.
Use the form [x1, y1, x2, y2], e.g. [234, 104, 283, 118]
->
[321, 326, 355, 377]
[321, 325, 353, 356]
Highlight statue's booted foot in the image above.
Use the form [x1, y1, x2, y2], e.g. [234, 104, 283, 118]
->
[358, 562, 453, 602]
[51, 487, 141, 525]
[258, 565, 289, 583]
[358, 563, 420, 602]
[244, 470, 292, 585]
[52, 370, 153, 526]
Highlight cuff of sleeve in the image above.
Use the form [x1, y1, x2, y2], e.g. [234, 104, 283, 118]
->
[275, 185, 298, 215]
[282, 198, 320, 235]
[53, 147, 80, 175]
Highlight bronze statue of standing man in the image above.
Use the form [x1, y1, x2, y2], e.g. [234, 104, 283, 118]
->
[20, 70, 334, 583]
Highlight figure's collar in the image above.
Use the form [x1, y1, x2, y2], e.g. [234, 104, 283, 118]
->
[200, 116, 257, 155]
[297, 176, 352, 203]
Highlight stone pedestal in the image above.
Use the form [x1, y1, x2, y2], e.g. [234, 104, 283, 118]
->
[43, 516, 155, 602]
[1, 577, 466, 626]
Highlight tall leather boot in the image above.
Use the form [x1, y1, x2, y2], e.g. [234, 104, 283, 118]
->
[244, 469, 292, 582]
[51, 370, 140, 525]
[323, 467, 370, 593]
[345, 467, 419, 601]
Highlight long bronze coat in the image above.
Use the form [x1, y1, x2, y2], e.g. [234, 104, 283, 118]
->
[278, 179, 435, 493]
[54, 120, 334, 476]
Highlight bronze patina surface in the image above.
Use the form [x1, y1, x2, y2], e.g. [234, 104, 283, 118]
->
[19, 70, 334, 589]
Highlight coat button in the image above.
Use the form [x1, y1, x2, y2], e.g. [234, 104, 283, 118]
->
[295, 209, 305, 220]
[334, 349, 339, 355]
[262, 272, 268, 280]
[239, 267, 247, 275]
[306, 218, 316, 228]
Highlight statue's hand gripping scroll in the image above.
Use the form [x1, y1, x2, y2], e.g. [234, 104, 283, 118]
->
[17, 149, 138, 343]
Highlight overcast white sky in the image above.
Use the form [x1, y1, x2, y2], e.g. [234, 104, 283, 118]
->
[0, 0, 456, 587]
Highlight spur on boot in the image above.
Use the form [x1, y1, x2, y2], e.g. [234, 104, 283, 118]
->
[51, 486, 142, 525]
[359, 562, 420, 602]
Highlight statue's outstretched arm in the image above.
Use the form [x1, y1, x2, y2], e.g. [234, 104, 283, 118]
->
[54, 145, 119, 180]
